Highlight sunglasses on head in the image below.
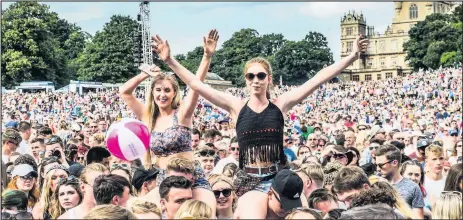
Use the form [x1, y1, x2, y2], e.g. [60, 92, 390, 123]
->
[58, 175, 79, 185]
[245, 72, 267, 81]
[213, 189, 232, 198]
[45, 136, 62, 145]
[199, 150, 216, 157]
[1, 211, 33, 220]
[111, 163, 130, 171]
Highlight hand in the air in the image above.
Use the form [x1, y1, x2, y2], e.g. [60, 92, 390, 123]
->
[353, 34, 370, 54]
[203, 29, 219, 58]
[152, 35, 171, 62]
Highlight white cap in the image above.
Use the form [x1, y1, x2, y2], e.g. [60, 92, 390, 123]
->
[11, 164, 38, 178]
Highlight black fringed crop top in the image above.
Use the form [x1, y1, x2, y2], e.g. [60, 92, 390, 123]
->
[236, 101, 287, 169]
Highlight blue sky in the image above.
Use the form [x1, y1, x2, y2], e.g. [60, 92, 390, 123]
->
[2, 2, 395, 61]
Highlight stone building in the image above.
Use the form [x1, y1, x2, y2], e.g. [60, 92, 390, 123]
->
[339, 1, 456, 81]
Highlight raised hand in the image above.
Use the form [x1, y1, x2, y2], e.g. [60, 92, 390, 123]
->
[353, 34, 370, 54]
[152, 35, 171, 62]
[203, 29, 219, 58]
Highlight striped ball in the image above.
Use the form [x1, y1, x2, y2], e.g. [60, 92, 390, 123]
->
[106, 118, 150, 161]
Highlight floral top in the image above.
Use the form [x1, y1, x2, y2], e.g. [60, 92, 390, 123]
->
[150, 110, 192, 156]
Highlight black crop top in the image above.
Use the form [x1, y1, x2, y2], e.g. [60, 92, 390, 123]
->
[235, 101, 287, 169]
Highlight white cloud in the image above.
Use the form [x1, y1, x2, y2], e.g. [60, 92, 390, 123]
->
[299, 2, 388, 19]
[54, 4, 106, 23]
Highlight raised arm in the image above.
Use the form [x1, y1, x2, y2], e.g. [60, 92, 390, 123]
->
[277, 35, 369, 113]
[179, 29, 219, 121]
[152, 35, 242, 116]
[119, 65, 161, 121]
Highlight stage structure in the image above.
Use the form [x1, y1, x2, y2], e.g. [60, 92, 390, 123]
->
[134, 1, 154, 99]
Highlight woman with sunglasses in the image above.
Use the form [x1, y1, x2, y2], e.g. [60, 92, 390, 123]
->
[121, 30, 220, 214]
[151, 31, 369, 218]
[50, 176, 83, 219]
[7, 165, 40, 211]
[209, 175, 236, 219]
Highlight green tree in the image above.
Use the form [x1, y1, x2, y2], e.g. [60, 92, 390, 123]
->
[75, 15, 139, 83]
[274, 32, 333, 84]
[1, 2, 88, 88]
[404, 12, 462, 70]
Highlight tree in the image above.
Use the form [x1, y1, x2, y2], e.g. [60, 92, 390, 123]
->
[75, 15, 139, 83]
[1, 2, 88, 88]
[404, 12, 462, 70]
[274, 32, 333, 84]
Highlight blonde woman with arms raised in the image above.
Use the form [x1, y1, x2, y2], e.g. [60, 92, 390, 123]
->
[151, 32, 369, 219]
[120, 29, 219, 214]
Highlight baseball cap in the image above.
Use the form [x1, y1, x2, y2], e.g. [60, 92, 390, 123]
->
[132, 167, 160, 191]
[271, 169, 303, 211]
[2, 128, 22, 145]
[68, 163, 85, 177]
[417, 139, 431, 149]
[11, 164, 38, 178]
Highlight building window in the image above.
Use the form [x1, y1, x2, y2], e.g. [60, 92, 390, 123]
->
[365, 74, 372, 81]
[377, 74, 382, 80]
[391, 57, 398, 67]
[380, 58, 386, 67]
[409, 4, 418, 19]
[379, 41, 385, 52]
[346, 27, 353, 36]
[367, 59, 374, 68]
[347, 41, 353, 52]
[352, 75, 360, 81]
[391, 39, 397, 51]
[386, 72, 393, 78]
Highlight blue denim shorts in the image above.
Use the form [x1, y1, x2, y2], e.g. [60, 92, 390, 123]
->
[247, 171, 275, 193]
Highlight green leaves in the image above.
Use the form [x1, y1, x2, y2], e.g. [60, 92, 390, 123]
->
[1, 2, 87, 89]
[404, 11, 462, 71]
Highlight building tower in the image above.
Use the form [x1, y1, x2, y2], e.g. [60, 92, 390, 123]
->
[340, 10, 368, 71]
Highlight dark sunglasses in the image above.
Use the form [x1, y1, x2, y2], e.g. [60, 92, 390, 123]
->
[1, 211, 33, 220]
[199, 150, 216, 157]
[58, 175, 79, 185]
[45, 136, 62, 145]
[245, 72, 267, 81]
[230, 147, 239, 151]
[358, 128, 367, 131]
[111, 163, 130, 171]
[450, 133, 459, 137]
[333, 154, 346, 159]
[284, 139, 293, 143]
[213, 189, 232, 198]
[20, 174, 37, 181]
[376, 160, 394, 169]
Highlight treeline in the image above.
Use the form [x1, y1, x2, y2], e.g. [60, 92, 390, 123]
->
[1, 2, 334, 89]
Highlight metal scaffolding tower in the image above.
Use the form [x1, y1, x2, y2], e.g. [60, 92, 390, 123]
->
[136, 1, 153, 98]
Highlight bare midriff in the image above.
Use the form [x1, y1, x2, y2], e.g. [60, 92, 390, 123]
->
[155, 151, 193, 170]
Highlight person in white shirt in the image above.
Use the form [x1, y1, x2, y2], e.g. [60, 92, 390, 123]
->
[211, 137, 239, 175]
[423, 145, 446, 209]
[17, 121, 32, 156]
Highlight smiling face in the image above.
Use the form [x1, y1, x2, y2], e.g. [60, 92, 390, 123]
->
[152, 79, 177, 109]
[244, 59, 273, 98]
[212, 181, 234, 211]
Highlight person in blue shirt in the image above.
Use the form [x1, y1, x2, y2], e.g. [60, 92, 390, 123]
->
[283, 135, 297, 162]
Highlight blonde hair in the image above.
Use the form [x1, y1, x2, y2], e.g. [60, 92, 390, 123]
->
[432, 192, 462, 220]
[92, 133, 106, 145]
[370, 176, 418, 219]
[425, 145, 443, 159]
[244, 57, 273, 99]
[40, 170, 61, 216]
[296, 163, 325, 187]
[84, 204, 138, 219]
[7, 176, 40, 208]
[144, 74, 181, 168]
[80, 163, 108, 184]
[128, 198, 161, 216]
[166, 157, 195, 175]
[174, 200, 213, 219]
[209, 175, 237, 212]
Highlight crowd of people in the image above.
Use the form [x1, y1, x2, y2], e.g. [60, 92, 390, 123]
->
[1, 29, 462, 220]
